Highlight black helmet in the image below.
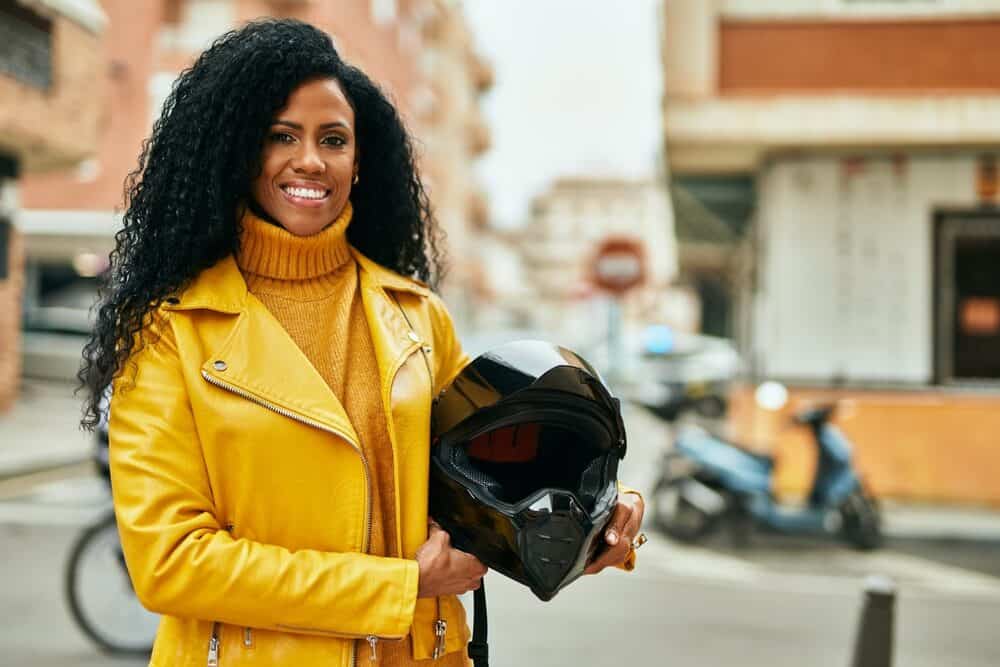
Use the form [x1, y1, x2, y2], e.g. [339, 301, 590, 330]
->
[430, 340, 627, 601]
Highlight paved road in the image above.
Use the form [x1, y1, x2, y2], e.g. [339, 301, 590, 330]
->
[3, 514, 999, 667]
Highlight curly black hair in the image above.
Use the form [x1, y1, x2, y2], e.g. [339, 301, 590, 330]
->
[79, 18, 443, 430]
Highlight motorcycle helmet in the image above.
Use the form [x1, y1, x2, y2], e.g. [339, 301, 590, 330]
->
[430, 340, 627, 601]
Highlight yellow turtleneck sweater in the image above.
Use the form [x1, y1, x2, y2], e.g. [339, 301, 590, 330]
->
[237, 204, 466, 665]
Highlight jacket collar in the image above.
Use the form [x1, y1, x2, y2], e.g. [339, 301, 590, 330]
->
[164, 247, 429, 314]
[170, 246, 430, 438]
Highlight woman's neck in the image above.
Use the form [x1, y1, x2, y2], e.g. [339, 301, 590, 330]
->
[236, 201, 354, 283]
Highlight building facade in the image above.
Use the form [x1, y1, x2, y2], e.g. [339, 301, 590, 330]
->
[15, 0, 491, 385]
[511, 178, 682, 368]
[0, 0, 106, 411]
[662, 0, 1000, 504]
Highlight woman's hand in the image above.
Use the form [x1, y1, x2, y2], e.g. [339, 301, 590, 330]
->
[584, 491, 645, 575]
[415, 521, 488, 598]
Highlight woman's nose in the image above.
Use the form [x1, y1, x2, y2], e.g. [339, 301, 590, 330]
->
[291, 145, 325, 174]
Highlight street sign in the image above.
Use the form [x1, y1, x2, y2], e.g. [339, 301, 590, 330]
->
[590, 237, 646, 294]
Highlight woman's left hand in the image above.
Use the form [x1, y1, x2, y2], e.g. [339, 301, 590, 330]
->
[584, 491, 645, 575]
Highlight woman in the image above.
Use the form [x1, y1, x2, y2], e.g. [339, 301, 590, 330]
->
[80, 18, 643, 666]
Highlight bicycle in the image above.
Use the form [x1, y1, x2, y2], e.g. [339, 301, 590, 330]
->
[64, 391, 159, 655]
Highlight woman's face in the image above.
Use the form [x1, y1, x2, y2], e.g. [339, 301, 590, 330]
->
[251, 77, 358, 236]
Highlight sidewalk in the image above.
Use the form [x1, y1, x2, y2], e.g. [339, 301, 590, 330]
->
[0, 379, 93, 479]
[881, 501, 1000, 542]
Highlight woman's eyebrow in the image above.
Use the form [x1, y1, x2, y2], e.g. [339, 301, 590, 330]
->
[272, 119, 351, 130]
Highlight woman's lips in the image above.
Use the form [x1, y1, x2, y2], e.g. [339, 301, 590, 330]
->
[280, 184, 331, 208]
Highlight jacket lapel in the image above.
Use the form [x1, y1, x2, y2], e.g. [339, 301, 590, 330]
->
[353, 249, 429, 397]
[164, 251, 432, 448]
[167, 256, 358, 440]
[202, 297, 360, 441]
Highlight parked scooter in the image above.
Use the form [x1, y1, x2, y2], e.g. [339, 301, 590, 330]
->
[648, 383, 882, 550]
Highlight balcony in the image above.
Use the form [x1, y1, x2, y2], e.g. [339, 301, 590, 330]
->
[0, 0, 106, 173]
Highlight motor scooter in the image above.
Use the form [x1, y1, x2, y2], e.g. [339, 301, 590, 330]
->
[650, 389, 882, 550]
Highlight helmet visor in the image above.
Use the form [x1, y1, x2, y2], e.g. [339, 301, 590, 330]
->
[443, 405, 619, 514]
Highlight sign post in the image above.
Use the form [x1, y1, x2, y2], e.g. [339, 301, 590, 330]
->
[589, 238, 647, 384]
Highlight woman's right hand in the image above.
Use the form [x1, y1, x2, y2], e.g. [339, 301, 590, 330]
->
[415, 521, 488, 598]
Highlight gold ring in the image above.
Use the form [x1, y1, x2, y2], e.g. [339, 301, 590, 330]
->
[631, 532, 648, 550]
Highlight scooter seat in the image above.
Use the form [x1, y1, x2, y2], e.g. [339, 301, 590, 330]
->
[725, 442, 774, 467]
[675, 429, 773, 494]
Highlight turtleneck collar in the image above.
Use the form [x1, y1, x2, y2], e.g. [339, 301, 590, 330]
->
[237, 201, 354, 281]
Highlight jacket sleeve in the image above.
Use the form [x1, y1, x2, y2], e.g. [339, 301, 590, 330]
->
[426, 292, 470, 397]
[109, 316, 418, 639]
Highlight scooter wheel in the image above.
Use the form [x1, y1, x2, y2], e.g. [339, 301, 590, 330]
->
[652, 478, 719, 543]
[841, 490, 882, 551]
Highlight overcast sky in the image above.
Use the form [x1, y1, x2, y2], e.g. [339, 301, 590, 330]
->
[463, 0, 664, 227]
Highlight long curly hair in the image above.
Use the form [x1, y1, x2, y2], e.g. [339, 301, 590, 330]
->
[79, 18, 443, 430]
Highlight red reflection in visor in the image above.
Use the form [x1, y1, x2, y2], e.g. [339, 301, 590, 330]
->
[468, 423, 540, 463]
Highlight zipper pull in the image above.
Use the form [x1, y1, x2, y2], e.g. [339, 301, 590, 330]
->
[367, 635, 379, 662]
[433, 619, 448, 659]
[207, 635, 220, 667]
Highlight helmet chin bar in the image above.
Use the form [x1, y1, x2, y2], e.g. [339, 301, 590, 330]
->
[519, 490, 614, 601]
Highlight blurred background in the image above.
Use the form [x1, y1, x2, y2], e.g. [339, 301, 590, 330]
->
[2, 0, 1000, 665]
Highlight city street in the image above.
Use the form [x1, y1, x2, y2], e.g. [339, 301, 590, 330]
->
[5, 1, 1000, 665]
[1, 400, 999, 666]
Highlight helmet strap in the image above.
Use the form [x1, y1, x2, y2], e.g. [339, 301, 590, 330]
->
[468, 578, 489, 666]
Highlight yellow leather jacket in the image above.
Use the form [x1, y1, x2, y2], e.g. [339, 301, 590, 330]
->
[109, 249, 473, 666]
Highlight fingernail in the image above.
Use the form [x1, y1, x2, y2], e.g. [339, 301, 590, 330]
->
[607, 530, 618, 545]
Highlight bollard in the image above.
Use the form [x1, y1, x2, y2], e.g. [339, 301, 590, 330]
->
[849, 575, 896, 667]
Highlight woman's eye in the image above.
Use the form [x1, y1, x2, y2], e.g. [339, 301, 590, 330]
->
[323, 135, 347, 147]
[269, 132, 294, 144]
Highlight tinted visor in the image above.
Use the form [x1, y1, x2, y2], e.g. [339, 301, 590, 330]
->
[441, 402, 619, 514]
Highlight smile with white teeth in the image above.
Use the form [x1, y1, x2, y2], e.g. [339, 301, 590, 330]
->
[282, 185, 329, 200]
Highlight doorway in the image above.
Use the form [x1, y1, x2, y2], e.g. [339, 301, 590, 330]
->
[935, 212, 1000, 383]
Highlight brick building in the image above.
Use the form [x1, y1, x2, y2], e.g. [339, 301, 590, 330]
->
[14, 0, 491, 390]
[663, 0, 1000, 504]
[0, 0, 106, 411]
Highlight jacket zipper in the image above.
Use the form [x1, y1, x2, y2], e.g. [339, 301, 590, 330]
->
[201, 371, 373, 552]
[202, 370, 374, 667]
[433, 615, 448, 659]
[390, 294, 435, 391]
[392, 296, 450, 660]
[207, 622, 220, 666]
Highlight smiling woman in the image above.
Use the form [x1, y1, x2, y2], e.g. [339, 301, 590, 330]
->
[76, 18, 494, 667]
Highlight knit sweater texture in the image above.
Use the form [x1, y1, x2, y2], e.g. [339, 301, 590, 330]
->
[236, 203, 466, 665]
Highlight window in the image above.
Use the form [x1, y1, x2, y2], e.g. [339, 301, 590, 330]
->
[0, 2, 52, 89]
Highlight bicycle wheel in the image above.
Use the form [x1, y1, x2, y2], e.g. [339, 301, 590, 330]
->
[65, 512, 159, 655]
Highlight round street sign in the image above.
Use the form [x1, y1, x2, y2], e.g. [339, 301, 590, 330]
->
[590, 237, 646, 294]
